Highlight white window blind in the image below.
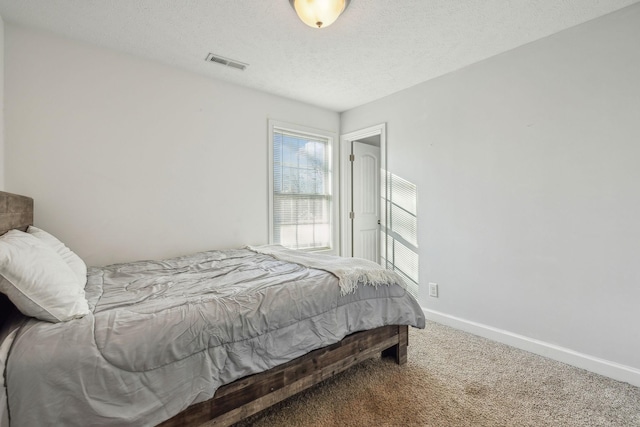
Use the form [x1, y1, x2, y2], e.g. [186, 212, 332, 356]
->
[271, 127, 334, 250]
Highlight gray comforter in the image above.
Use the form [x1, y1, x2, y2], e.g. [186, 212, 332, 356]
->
[6, 248, 424, 426]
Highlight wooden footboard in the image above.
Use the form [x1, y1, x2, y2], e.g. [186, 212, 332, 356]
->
[158, 324, 409, 427]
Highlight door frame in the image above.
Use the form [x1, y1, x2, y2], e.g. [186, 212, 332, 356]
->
[339, 123, 387, 258]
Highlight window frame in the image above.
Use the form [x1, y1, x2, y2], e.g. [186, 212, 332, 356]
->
[268, 120, 339, 253]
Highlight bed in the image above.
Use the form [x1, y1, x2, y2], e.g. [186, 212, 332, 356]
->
[0, 191, 425, 426]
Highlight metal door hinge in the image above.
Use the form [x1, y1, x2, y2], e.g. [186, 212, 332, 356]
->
[349, 154, 355, 162]
[349, 212, 355, 219]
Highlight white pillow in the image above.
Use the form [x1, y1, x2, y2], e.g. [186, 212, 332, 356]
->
[27, 225, 87, 288]
[0, 230, 90, 323]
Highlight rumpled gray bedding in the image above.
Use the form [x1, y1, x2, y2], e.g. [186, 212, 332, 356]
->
[5, 248, 425, 426]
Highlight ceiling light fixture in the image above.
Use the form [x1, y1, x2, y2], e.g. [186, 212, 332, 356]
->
[289, 0, 351, 29]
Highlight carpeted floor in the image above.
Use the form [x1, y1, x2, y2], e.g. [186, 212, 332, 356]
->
[234, 321, 640, 427]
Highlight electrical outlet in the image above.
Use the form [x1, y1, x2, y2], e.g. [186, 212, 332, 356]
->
[428, 282, 439, 298]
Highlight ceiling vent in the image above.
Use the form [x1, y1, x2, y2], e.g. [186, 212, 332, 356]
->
[205, 53, 248, 71]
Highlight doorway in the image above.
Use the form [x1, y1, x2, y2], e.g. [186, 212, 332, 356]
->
[340, 124, 387, 264]
[351, 137, 380, 261]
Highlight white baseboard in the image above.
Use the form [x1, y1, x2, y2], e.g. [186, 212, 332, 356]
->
[423, 308, 640, 388]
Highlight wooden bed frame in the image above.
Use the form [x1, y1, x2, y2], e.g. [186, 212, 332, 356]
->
[0, 190, 409, 427]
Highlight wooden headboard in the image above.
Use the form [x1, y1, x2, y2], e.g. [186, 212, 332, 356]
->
[1, 191, 34, 328]
[0, 191, 34, 234]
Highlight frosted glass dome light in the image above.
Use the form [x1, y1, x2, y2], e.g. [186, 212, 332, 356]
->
[289, 0, 351, 29]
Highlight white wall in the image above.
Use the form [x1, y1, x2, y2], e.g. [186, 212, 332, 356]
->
[342, 4, 640, 372]
[4, 24, 339, 266]
[0, 14, 4, 190]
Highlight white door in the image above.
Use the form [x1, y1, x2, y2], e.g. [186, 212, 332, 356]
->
[352, 141, 380, 262]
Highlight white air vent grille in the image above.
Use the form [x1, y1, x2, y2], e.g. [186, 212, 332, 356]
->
[205, 53, 248, 71]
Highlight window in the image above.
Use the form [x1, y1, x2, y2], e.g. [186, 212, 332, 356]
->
[268, 121, 338, 252]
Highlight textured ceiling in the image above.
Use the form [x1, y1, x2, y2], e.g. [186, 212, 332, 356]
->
[0, 0, 638, 112]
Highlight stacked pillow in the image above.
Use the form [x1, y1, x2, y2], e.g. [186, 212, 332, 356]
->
[0, 227, 89, 323]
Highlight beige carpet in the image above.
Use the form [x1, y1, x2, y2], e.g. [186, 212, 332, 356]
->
[234, 321, 640, 427]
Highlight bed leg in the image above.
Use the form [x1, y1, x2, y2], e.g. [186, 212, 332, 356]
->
[381, 325, 408, 365]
